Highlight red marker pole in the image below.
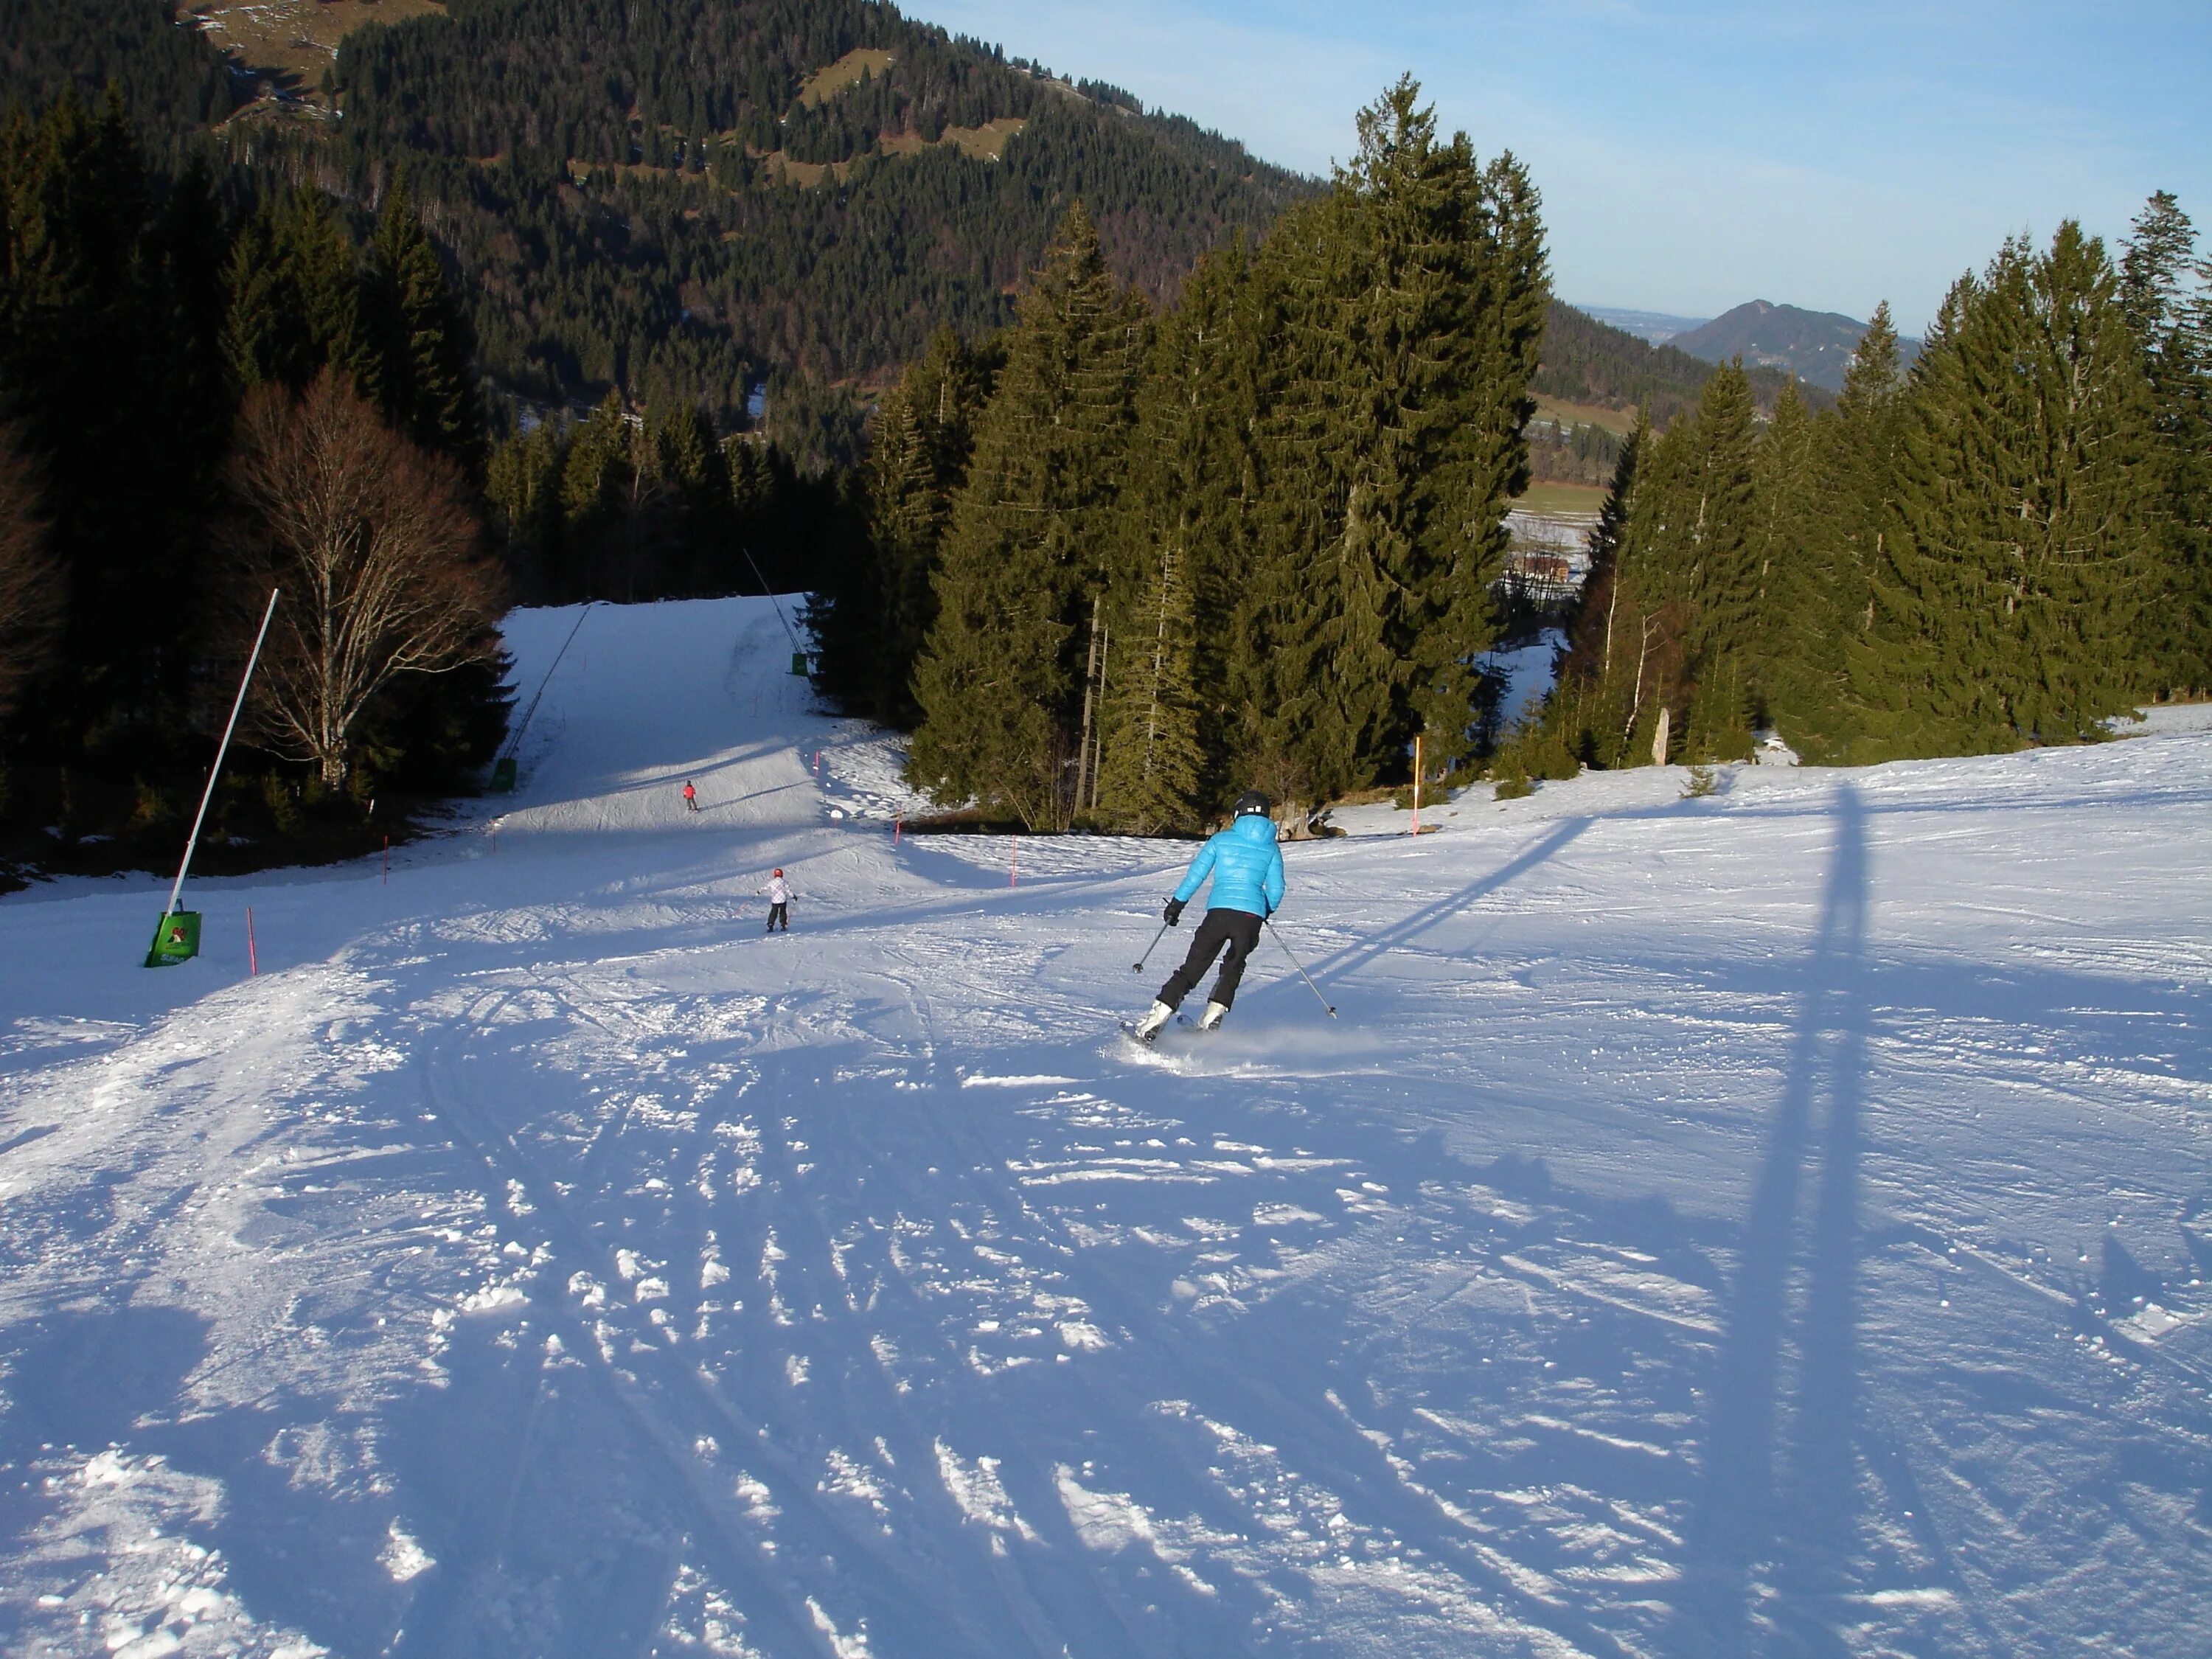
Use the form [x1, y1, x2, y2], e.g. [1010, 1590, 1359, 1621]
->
[894, 815, 902, 846]
[246, 907, 257, 977]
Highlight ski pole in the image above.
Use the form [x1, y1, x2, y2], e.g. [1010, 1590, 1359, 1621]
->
[1265, 918, 1336, 1016]
[1133, 919, 1172, 973]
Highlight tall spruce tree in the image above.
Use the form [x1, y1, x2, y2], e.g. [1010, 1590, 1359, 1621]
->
[1231, 80, 1547, 816]
[810, 326, 995, 725]
[1854, 226, 2163, 754]
[2120, 192, 2211, 695]
[1550, 406, 1649, 767]
[1091, 248, 1250, 830]
[908, 204, 1149, 828]
[367, 178, 487, 479]
[1764, 305, 1903, 759]
[1674, 361, 1761, 759]
[0, 89, 228, 762]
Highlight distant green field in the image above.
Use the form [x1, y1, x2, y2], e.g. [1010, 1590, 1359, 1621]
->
[1511, 482, 1607, 520]
[1531, 394, 1634, 438]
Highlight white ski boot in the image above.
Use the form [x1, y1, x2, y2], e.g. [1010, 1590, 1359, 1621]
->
[1133, 1001, 1175, 1043]
[1197, 1001, 1229, 1032]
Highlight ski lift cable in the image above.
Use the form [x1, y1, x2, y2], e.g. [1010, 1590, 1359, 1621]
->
[500, 600, 597, 765]
[742, 546, 808, 663]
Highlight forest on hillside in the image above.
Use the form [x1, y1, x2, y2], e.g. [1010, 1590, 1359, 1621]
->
[6, 2, 2195, 886]
[4, 0, 1750, 477]
[3, 0, 1311, 466]
[0, 91, 517, 881]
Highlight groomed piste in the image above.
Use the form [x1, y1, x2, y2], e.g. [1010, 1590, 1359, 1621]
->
[1, 596, 2208, 1658]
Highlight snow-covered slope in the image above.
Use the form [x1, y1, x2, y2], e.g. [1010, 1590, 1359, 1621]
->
[2, 598, 2208, 1659]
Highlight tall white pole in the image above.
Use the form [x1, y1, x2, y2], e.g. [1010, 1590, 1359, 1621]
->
[163, 588, 279, 919]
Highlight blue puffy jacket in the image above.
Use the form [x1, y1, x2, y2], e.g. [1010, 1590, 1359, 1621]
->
[1172, 813, 1285, 917]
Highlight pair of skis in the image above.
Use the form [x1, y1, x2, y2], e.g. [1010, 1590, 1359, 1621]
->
[1119, 1012, 1220, 1046]
[1126, 914, 1338, 1034]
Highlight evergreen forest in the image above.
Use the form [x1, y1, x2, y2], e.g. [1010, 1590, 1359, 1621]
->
[0, 90, 515, 879]
[810, 81, 1550, 832]
[2, 0, 2203, 882]
[1502, 195, 2212, 784]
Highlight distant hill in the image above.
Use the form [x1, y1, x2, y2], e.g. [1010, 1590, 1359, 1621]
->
[1, 0, 1311, 465]
[1671, 299, 1919, 392]
[1523, 302, 1834, 486]
[1536, 302, 1826, 425]
[1577, 306, 1708, 345]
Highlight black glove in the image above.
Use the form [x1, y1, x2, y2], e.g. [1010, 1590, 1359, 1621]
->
[1164, 898, 1185, 926]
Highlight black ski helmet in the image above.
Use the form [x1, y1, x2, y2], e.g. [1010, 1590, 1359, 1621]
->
[1233, 790, 1272, 819]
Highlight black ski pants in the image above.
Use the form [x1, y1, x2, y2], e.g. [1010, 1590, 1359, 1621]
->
[1159, 907, 1264, 1011]
[766, 902, 788, 931]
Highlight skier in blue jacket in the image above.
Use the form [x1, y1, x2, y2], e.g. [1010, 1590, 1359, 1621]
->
[1133, 790, 1286, 1040]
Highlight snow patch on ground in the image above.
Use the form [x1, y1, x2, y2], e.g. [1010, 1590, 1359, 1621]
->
[2, 597, 2208, 1657]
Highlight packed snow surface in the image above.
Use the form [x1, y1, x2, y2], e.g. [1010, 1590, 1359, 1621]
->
[3, 596, 2209, 1658]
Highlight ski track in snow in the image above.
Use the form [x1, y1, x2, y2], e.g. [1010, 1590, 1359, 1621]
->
[1, 597, 2208, 1658]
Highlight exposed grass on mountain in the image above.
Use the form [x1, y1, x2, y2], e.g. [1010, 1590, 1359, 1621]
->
[940, 116, 1026, 160]
[1532, 393, 1633, 437]
[189, 0, 448, 100]
[799, 46, 895, 105]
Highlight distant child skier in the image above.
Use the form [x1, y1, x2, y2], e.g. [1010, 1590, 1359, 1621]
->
[759, 868, 792, 933]
[1133, 791, 1285, 1040]
[682, 779, 699, 812]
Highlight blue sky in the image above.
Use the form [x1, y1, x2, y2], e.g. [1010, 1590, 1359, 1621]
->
[914, 1, 2211, 334]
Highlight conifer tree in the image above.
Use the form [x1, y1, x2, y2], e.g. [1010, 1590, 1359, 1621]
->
[1737, 375, 1814, 731]
[855, 383, 939, 721]
[223, 190, 379, 401]
[1767, 305, 1903, 759]
[908, 204, 1148, 828]
[809, 327, 996, 724]
[1599, 360, 1759, 762]
[1855, 226, 2163, 754]
[1093, 537, 1203, 832]
[1550, 406, 1648, 766]
[369, 178, 487, 478]
[1232, 81, 1547, 813]
[0, 424, 60, 720]
[1612, 415, 1694, 763]
[1092, 250, 1248, 829]
[2120, 192, 2211, 695]
[1233, 192, 1370, 820]
[486, 421, 564, 594]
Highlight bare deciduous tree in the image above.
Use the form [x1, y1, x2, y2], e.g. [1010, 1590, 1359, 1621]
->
[227, 372, 500, 787]
[0, 425, 62, 721]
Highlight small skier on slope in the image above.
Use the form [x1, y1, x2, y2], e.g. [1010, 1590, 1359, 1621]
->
[1133, 791, 1285, 1040]
[682, 779, 699, 812]
[758, 869, 793, 933]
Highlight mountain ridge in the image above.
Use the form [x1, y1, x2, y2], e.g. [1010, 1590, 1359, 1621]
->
[1670, 298, 1921, 391]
